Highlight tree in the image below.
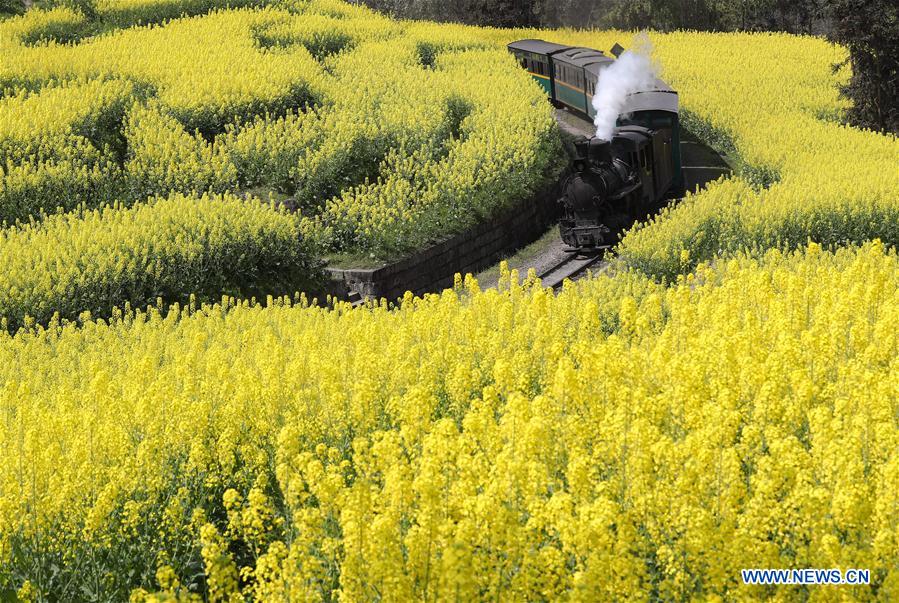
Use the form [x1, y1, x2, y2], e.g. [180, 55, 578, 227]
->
[0, 0, 25, 18]
[825, 0, 898, 134]
[33, 0, 97, 19]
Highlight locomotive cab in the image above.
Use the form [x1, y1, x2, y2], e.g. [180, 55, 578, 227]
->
[611, 126, 676, 206]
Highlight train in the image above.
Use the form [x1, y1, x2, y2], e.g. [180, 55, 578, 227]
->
[508, 39, 684, 249]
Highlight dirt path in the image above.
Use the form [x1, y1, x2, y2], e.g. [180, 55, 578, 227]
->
[555, 106, 596, 138]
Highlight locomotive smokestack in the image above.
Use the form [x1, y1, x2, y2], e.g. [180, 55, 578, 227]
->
[573, 137, 612, 169]
[588, 138, 612, 164]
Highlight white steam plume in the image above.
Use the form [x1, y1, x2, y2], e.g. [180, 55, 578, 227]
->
[592, 36, 658, 140]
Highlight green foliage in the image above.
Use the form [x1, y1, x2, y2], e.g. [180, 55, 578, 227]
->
[364, 0, 832, 34]
[825, 0, 898, 134]
[35, 0, 98, 20]
[0, 0, 25, 18]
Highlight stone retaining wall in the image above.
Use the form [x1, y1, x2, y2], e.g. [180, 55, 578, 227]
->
[327, 177, 562, 302]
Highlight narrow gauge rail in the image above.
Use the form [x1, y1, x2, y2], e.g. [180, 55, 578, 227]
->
[537, 247, 608, 290]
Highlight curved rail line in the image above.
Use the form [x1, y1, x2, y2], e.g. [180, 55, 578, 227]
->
[537, 247, 608, 290]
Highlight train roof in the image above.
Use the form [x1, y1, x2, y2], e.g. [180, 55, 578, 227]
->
[552, 47, 614, 70]
[623, 89, 679, 113]
[507, 39, 678, 108]
[507, 39, 572, 55]
[560, 49, 676, 95]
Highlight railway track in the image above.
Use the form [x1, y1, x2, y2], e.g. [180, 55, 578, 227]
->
[537, 247, 608, 290]
[348, 246, 608, 306]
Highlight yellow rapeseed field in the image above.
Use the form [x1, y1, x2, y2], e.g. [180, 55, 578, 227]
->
[0, 192, 318, 331]
[2, 242, 897, 600]
[0, 0, 897, 600]
[0, 1, 560, 255]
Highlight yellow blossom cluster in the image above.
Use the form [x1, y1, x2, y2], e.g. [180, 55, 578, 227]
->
[0, 78, 135, 162]
[0, 5, 88, 48]
[0, 241, 896, 600]
[302, 38, 561, 253]
[0, 192, 316, 331]
[1, 7, 328, 135]
[0, 78, 135, 223]
[95, 0, 268, 29]
[124, 102, 239, 198]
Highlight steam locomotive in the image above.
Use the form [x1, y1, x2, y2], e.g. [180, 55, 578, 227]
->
[508, 39, 683, 249]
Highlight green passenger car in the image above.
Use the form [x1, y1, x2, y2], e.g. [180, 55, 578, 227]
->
[507, 39, 683, 193]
